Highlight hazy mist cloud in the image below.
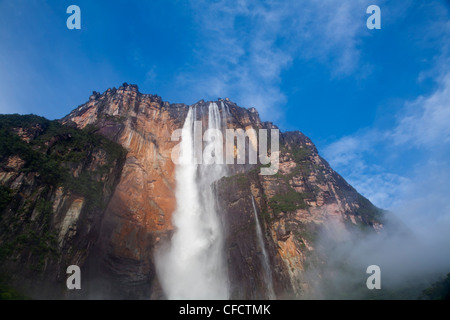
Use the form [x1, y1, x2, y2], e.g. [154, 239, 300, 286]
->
[318, 6, 450, 297]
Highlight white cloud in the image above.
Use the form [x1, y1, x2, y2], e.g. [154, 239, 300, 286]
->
[320, 49, 450, 295]
[323, 0, 450, 209]
[292, 0, 370, 75]
[391, 74, 450, 147]
[177, 0, 373, 120]
[392, 160, 450, 231]
[323, 129, 410, 209]
[322, 134, 371, 168]
[144, 66, 158, 85]
[324, 64, 450, 210]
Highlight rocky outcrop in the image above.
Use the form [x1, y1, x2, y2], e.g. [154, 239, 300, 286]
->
[59, 84, 283, 299]
[61, 84, 190, 298]
[0, 114, 126, 298]
[216, 130, 384, 299]
[0, 84, 383, 299]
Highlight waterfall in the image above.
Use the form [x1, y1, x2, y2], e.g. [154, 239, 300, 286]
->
[220, 101, 231, 129]
[251, 196, 275, 299]
[156, 102, 229, 299]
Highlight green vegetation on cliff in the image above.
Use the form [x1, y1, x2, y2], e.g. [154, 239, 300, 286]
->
[0, 114, 126, 206]
[0, 186, 13, 212]
[0, 114, 127, 275]
[0, 274, 29, 300]
[268, 190, 310, 214]
[421, 273, 450, 300]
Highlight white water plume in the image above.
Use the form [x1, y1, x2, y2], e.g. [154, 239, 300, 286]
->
[156, 102, 229, 299]
[251, 196, 275, 299]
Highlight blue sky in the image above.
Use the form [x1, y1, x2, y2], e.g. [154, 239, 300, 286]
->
[1, 0, 449, 220]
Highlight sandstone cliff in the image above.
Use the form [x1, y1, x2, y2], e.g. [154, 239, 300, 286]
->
[0, 114, 126, 298]
[0, 84, 383, 299]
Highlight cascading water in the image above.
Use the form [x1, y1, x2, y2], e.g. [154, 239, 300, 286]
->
[156, 102, 229, 299]
[251, 196, 276, 299]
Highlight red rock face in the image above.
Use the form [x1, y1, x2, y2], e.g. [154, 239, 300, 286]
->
[60, 84, 383, 299]
[0, 85, 384, 299]
[216, 130, 385, 299]
[64, 86, 181, 233]
[0, 114, 125, 299]
[61, 85, 274, 298]
[62, 85, 191, 298]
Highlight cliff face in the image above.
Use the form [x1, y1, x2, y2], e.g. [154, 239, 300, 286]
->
[61, 84, 192, 298]
[217, 131, 383, 299]
[0, 115, 125, 298]
[0, 84, 383, 299]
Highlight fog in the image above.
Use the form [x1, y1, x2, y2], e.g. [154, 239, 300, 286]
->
[305, 161, 450, 299]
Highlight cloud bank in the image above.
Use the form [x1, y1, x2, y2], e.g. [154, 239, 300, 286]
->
[318, 2, 450, 298]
